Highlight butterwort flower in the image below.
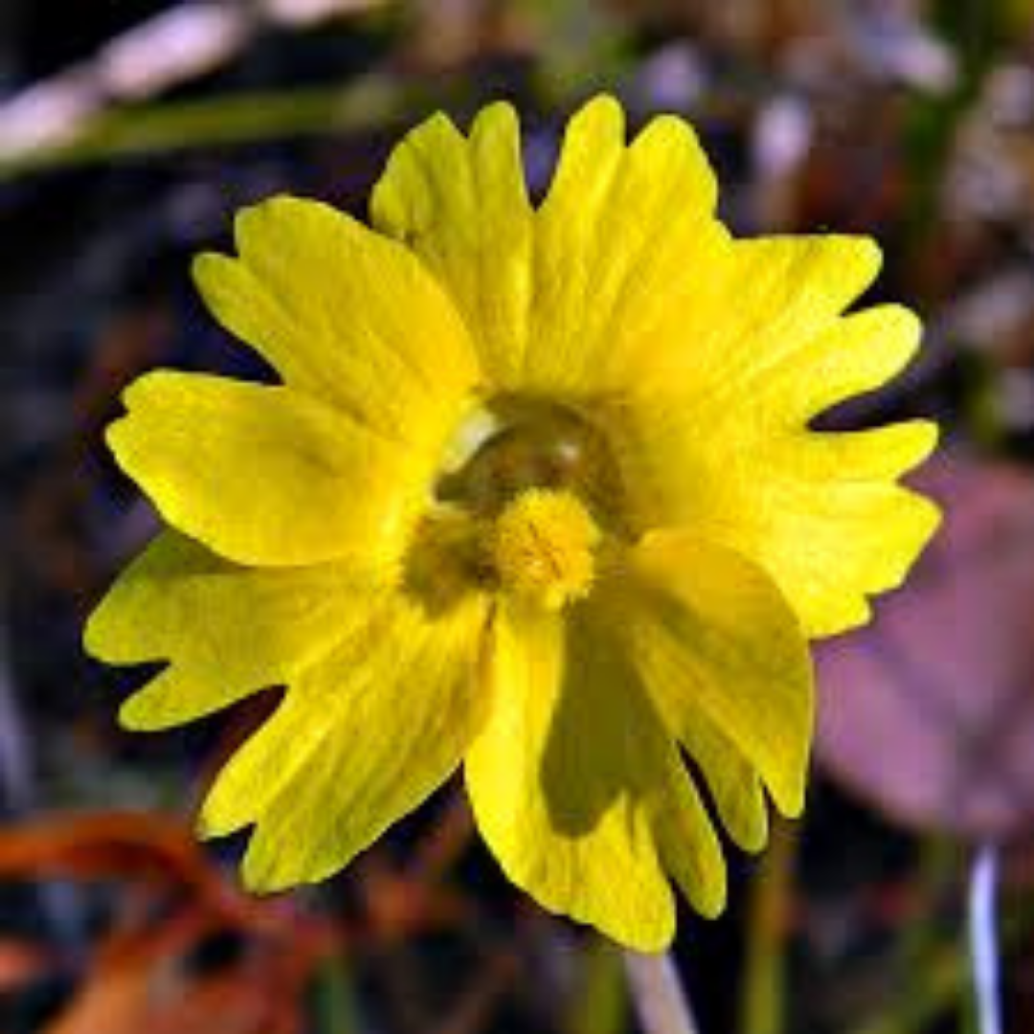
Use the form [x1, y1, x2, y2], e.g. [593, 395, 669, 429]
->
[85, 96, 939, 950]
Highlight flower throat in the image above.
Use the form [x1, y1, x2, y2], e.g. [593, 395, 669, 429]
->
[435, 396, 625, 531]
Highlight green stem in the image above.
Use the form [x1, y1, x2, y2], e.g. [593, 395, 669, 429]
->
[738, 819, 798, 1034]
[623, 950, 701, 1034]
[313, 953, 361, 1034]
[568, 941, 627, 1034]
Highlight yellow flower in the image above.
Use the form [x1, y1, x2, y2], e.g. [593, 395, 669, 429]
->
[84, 96, 939, 951]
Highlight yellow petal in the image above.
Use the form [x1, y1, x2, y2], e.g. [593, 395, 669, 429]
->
[84, 531, 378, 730]
[465, 599, 726, 951]
[525, 96, 724, 394]
[733, 304, 924, 424]
[764, 422, 939, 482]
[604, 271, 939, 636]
[193, 195, 479, 444]
[619, 530, 814, 818]
[677, 712, 769, 854]
[652, 746, 729, 920]
[735, 478, 941, 636]
[631, 234, 883, 402]
[107, 371, 422, 567]
[614, 416, 940, 637]
[199, 593, 488, 890]
[371, 103, 534, 387]
[372, 95, 723, 397]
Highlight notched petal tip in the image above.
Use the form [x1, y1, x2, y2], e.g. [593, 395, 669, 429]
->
[240, 853, 280, 895]
[800, 303, 925, 422]
[197, 790, 249, 844]
[772, 704, 813, 818]
[880, 488, 944, 589]
[832, 232, 883, 270]
[419, 108, 462, 136]
[776, 779, 808, 821]
[115, 670, 211, 733]
[562, 93, 627, 155]
[103, 418, 141, 481]
[81, 604, 116, 663]
[770, 777, 806, 823]
[694, 879, 727, 920]
[382, 108, 464, 169]
[116, 689, 162, 732]
[239, 831, 321, 895]
[193, 810, 225, 844]
[239, 835, 289, 893]
[368, 115, 461, 236]
[190, 250, 232, 293]
[113, 367, 197, 419]
[627, 113, 719, 216]
[231, 193, 313, 253]
[669, 820, 728, 920]
[103, 370, 179, 484]
[879, 302, 923, 349]
[738, 817, 770, 856]
[237, 821, 342, 896]
[839, 235, 883, 299]
[901, 419, 941, 472]
[548, 94, 627, 180]
[622, 914, 677, 954]
[471, 98, 519, 133]
[574, 92, 624, 124]
[523, 866, 678, 953]
[742, 232, 884, 309]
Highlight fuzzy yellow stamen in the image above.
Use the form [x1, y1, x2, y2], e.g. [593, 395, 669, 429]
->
[492, 489, 600, 609]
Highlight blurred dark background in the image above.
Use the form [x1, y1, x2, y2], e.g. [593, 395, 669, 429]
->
[0, 1, 1032, 1032]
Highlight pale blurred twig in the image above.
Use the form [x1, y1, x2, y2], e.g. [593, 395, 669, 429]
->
[968, 845, 1002, 1034]
[0, 0, 387, 163]
[0, 74, 424, 181]
[624, 951, 701, 1034]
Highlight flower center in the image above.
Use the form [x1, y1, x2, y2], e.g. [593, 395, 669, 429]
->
[405, 397, 625, 614]
[491, 489, 599, 609]
[436, 397, 625, 529]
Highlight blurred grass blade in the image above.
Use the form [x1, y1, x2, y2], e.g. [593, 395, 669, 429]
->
[738, 820, 798, 1034]
[0, 75, 417, 181]
[567, 940, 627, 1034]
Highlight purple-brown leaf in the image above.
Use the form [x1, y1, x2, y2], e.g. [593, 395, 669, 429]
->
[816, 454, 1034, 839]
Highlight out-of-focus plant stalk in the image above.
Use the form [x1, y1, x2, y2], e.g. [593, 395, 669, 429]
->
[314, 953, 362, 1034]
[737, 819, 798, 1034]
[967, 845, 1002, 1034]
[568, 940, 627, 1034]
[624, 950, 701, 1034]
